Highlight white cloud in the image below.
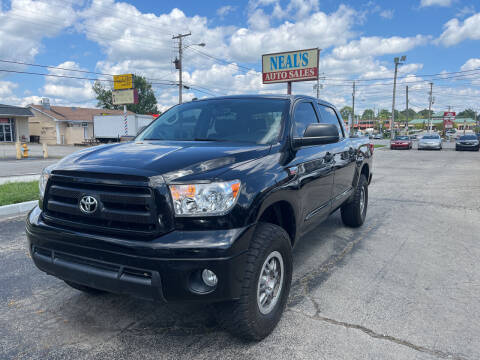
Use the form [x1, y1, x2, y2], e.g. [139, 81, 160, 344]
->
[0, 0, 76, 73]
[420, 0, 453, 7]
[332, 35, 428, 59]
[456, 5, 475, 18]
[437, 13, 480, 46]
[217, 5, 236, 18]
[460, 58, 480, 71]
[229, 5, 356, 62]
[39, 61, 96, 106]
[379, 9, 394, 19]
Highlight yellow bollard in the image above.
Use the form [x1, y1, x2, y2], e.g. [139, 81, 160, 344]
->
[15, 142, 21, 160]
[42, 143, 48, 159]
[22, 143, 29, 158]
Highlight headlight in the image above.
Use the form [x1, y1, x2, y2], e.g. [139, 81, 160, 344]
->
[169, 180, 241, 216]
[39, 166, 53, 200]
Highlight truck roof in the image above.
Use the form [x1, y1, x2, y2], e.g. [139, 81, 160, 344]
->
[190, 94, 336, 109]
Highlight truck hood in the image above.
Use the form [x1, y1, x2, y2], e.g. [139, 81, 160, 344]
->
[54, 141, 271, 181]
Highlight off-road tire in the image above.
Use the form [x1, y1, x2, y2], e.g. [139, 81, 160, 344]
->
[64, 280, 107, 295]
[341, 174, 368, 228]
[216, 222, 292, 341]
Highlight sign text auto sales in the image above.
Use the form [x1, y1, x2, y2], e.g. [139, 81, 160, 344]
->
[262, 48, 319, 84]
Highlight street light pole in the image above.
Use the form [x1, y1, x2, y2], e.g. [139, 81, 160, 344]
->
[351, 81, 356, 136]
[391, 56, 406, 140]
[173, 33, 205, 104]
[406, 85, 409, 135]
[172, 33, 191, 104]
[428, 82, 433, 133]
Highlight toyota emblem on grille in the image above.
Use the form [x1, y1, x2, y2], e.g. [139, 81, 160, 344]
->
[79, 195, 98, 214]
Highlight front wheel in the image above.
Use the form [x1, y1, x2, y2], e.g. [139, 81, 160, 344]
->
[341, 174, 368, 228]
[216, 222, 292, 341]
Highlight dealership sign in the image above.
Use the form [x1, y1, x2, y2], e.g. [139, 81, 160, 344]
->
[443, 111, 455, 129]
[262, 48, 319, 84]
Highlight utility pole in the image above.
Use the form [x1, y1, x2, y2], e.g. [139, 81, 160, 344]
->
[428, 82, 433, 133]
[406, 85, 409, 134]
[391, 56, 406, 140]
[173, 32, 191, 104]
[352, 81, 356, 135]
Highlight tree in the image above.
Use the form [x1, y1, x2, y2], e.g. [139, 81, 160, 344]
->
[418, 109, 433, 119]
[400, 108, 417, 120]
[361, 109, 374, 120]
[340, 106, 353, 121]
[93, 75, 158, 114]
[378, 109, 391, 120]
[457, 108, 477, 119]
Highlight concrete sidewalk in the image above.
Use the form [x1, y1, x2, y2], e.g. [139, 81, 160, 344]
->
[0, 143, 82, 160]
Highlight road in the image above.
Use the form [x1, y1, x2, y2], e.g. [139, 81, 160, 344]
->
[1, 149, 479, 359]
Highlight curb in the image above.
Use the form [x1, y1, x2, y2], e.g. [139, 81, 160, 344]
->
[0, 174, 40, 185]
[0, 200, 38, 217]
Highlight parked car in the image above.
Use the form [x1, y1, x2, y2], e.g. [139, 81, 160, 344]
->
[390, 135, 412, 150]
[373, 133, 383, 139]
[456, 134, 480, 151]
[409, 134, 418, 140]
[418, 134, 442, 150]
[26, 95, 373, 341]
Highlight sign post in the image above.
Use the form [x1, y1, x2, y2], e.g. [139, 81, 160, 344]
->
[443, 111, 455, 136]
[262, 48, 319, 95]
[113, 74, 136, 136]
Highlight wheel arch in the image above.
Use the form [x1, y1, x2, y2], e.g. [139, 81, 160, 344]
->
[255, 196, 298, 246]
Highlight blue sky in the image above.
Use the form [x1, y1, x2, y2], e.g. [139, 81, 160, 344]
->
[0, 0, 479, 115]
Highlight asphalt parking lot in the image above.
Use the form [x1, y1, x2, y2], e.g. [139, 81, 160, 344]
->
[1, 148, 479, 359]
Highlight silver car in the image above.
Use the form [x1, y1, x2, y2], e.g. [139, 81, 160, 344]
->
[418, 134, 442, 150]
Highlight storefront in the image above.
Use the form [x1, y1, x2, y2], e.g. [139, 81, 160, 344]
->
[0, 118, 15, 142]
[0, 104, 33, 142]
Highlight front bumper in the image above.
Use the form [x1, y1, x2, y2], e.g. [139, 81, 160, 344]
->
[390, 143, 410, 149]
[456, 143, 479, 150]
[418, 143, 441, 149]
[26, 206, 253, 302]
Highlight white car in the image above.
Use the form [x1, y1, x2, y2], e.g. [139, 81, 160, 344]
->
[418, 134, 442, 150]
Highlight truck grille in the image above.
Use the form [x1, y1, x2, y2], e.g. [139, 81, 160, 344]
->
[43, 172, 161, 238]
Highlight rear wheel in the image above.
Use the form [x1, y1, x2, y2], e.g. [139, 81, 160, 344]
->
[64, 280, 107, 295]
[341, 174, 368, 228]
[216, 222, 292, 341]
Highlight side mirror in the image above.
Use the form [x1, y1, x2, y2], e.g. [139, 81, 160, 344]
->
[293, 123, 339, 148]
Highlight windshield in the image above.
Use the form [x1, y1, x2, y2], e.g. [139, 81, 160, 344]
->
[395, 136, 409, 140]
[137, 98, 289, 144]
[459, 135, 478, 140]
[422, 135, 440, 139]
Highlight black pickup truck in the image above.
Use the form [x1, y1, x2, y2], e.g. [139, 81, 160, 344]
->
[26, 95, 372, 340]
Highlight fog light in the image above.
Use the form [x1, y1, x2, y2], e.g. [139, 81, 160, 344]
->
[202, 269, 218, 287]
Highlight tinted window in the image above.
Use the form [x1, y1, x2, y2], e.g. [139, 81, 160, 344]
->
[138, 98, 288, 144]
[293, 102, 318, 137]
[422, 135, 440, 139]
[317, 104, 344, 138]
[395, 136, 410, 140]
[459, 135, 477, 140]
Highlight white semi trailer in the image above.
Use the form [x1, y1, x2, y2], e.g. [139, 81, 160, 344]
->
[93, 114, 154, 142]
